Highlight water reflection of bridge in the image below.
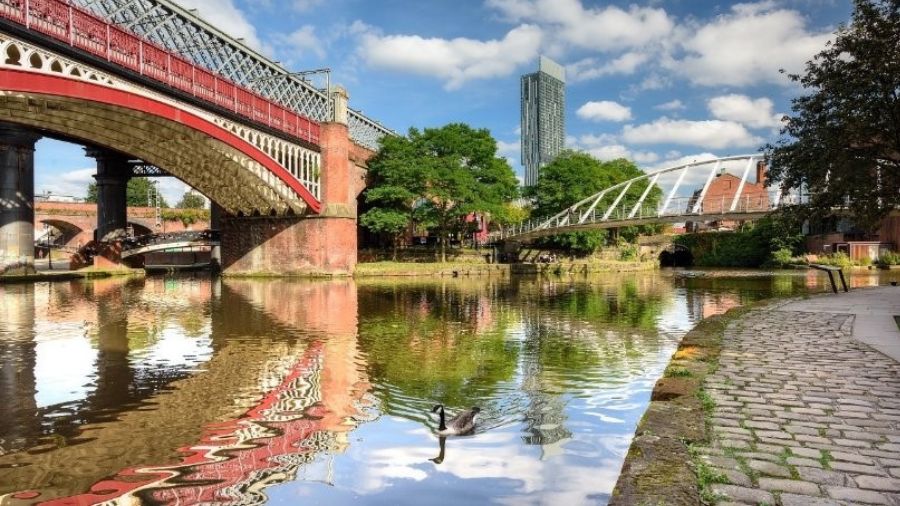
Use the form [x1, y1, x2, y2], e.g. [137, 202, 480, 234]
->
[0, 277, 370, 505]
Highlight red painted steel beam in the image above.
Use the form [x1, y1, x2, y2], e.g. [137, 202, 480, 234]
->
[0, 0, 320, 145]
[2, 69, 322, 213]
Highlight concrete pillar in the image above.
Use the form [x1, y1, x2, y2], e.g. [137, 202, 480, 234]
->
[219, 87, 358, 276]
[0, 124, 40, 275]
[86, 148, 130, 242]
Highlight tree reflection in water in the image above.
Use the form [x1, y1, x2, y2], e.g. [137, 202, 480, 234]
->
[2, 270, 886, 505]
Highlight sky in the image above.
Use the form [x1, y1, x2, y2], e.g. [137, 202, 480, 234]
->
[34, 0, 853, 204]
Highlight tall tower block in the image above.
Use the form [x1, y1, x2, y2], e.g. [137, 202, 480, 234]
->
[521, 56, 566, 187]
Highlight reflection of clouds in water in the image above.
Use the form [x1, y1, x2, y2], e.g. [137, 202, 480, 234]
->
[34, 322, 96, 408]
[132, 323, 213, 370]
[352, 418, 626, 505]
[656, 289, 697, 336]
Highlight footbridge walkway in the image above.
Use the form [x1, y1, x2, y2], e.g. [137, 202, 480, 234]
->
[495, 155, 799, 243]
[120, 230, 219, 259]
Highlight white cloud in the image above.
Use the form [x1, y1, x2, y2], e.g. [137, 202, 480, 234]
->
[585, 144, 631, 161]
[567, 52, 649, 81]
[672, 2, 833, 86]
[496, 139, 520, 161]
[35, 168, 95, 199]
[655, 100, 685, 111]
[173, 0, 265, 51]
[357, 24, 542, 90]
[707, 94, 784, 129]
[577, 133, 618, 147]
[622, 117, 763, 149]
[274, 25, 325, 59]
[290, 0, 322, 11]
[568, 135, 659, 165]
[648, 152, 718, 172]
[576, 101, 633, 122]
[487, 0, 674, 52]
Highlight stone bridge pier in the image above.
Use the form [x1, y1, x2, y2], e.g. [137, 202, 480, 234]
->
[0, 124, 40, 275]
[219, 88, 366, 277]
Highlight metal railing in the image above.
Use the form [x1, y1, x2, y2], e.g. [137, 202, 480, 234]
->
[122, 229, 219, 252]
[0, 0, 320, 144]
[495, 155, 801, 242]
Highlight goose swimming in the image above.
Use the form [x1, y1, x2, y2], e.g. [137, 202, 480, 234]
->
[432, 404, 480, 436]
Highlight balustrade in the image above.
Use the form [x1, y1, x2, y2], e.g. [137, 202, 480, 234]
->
[0, 0, 320, 145]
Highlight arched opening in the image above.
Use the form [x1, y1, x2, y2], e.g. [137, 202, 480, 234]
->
[0, 72, 316, 215]
[128, 222, 154, 237]
[38, 219, 83, 247]
[659, 244, 693, 268]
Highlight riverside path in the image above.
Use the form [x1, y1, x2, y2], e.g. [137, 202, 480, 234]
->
[697, 287, 900, 505]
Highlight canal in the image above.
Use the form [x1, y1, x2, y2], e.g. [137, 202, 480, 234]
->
[1, 269, 897, 505]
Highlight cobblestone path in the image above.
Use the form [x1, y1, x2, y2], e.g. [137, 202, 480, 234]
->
[698, 308, 900, 505]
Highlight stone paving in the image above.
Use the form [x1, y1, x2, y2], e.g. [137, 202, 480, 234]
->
[698, 301, 900, 505]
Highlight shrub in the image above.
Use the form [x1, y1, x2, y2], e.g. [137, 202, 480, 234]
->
[817, 252, 853, 268]
[769, 247, 795, 267]
[619, 243, 639, 261]
[878, 250, 900, 265]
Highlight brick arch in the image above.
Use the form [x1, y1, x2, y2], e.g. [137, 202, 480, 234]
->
[39, 218, 88, 248]
[0, 69, 320, 216]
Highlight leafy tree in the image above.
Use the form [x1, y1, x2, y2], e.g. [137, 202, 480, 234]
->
[767, 0, 900, 232]
[85, 178, 169, 208]
[176, 191, 206, 209]
[361, 123, 519, 261]
[360, 135, 422, 260]
[527, 151, 661, 255]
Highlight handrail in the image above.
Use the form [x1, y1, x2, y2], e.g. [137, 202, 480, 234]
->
[0, 0, 320, 145]
[808, 263, 849, 294]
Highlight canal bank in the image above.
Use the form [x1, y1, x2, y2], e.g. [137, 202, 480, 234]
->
[612, 286, 900, 505]
[353, 259, 657, 277]
[0, 267, 144, 283]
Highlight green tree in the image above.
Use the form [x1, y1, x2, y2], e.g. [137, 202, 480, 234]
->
[527, 151, 661, 255]
[767, 0, 900, 232]
[176, 191, 206, 209]
[85, 178, 169, 208]
[361, 123, 519, 261]
[360, 135, 422, 260]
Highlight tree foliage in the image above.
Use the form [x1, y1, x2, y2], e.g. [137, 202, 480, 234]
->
[86, 178, 169, 208]
[526, 151, 662, 255]
[176, 191, 206, 209]
[361, 123, 519, 261]
[767, 0, 900, 231]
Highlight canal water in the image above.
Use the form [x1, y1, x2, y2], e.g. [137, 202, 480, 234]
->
[1, 269, 897, 505]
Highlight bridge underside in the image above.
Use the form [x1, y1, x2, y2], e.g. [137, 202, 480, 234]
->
[0, 89, 306, 217]
[502, 211, 771, 243]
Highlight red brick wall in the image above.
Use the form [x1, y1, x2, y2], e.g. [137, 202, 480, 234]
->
[700, 174, 770, 213]
[220, 122, 359, 276]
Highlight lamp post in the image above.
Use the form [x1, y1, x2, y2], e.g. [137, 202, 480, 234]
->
[43, 222, 52, 270]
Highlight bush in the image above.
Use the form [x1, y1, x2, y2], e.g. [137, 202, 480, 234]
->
[619, 243, 639, 261]
[878, 250, 900, 265]
[769, 247, 795, 267]
[816, 252, 854, 268]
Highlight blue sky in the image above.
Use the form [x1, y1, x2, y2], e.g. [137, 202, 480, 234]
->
[35, 0, 852, 204]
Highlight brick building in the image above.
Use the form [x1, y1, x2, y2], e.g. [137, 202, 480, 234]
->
[686, 161, 770, 232]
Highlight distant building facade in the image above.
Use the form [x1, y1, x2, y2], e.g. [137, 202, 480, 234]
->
[521, 56, 565, 187]
[686, 161, 770, 232]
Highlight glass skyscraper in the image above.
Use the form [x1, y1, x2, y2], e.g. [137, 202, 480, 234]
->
[521, 56, 566, 187]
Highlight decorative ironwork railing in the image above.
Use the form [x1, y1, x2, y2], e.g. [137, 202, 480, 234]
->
[68, 0, 393, 150]
[0, 0, 320, 144]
